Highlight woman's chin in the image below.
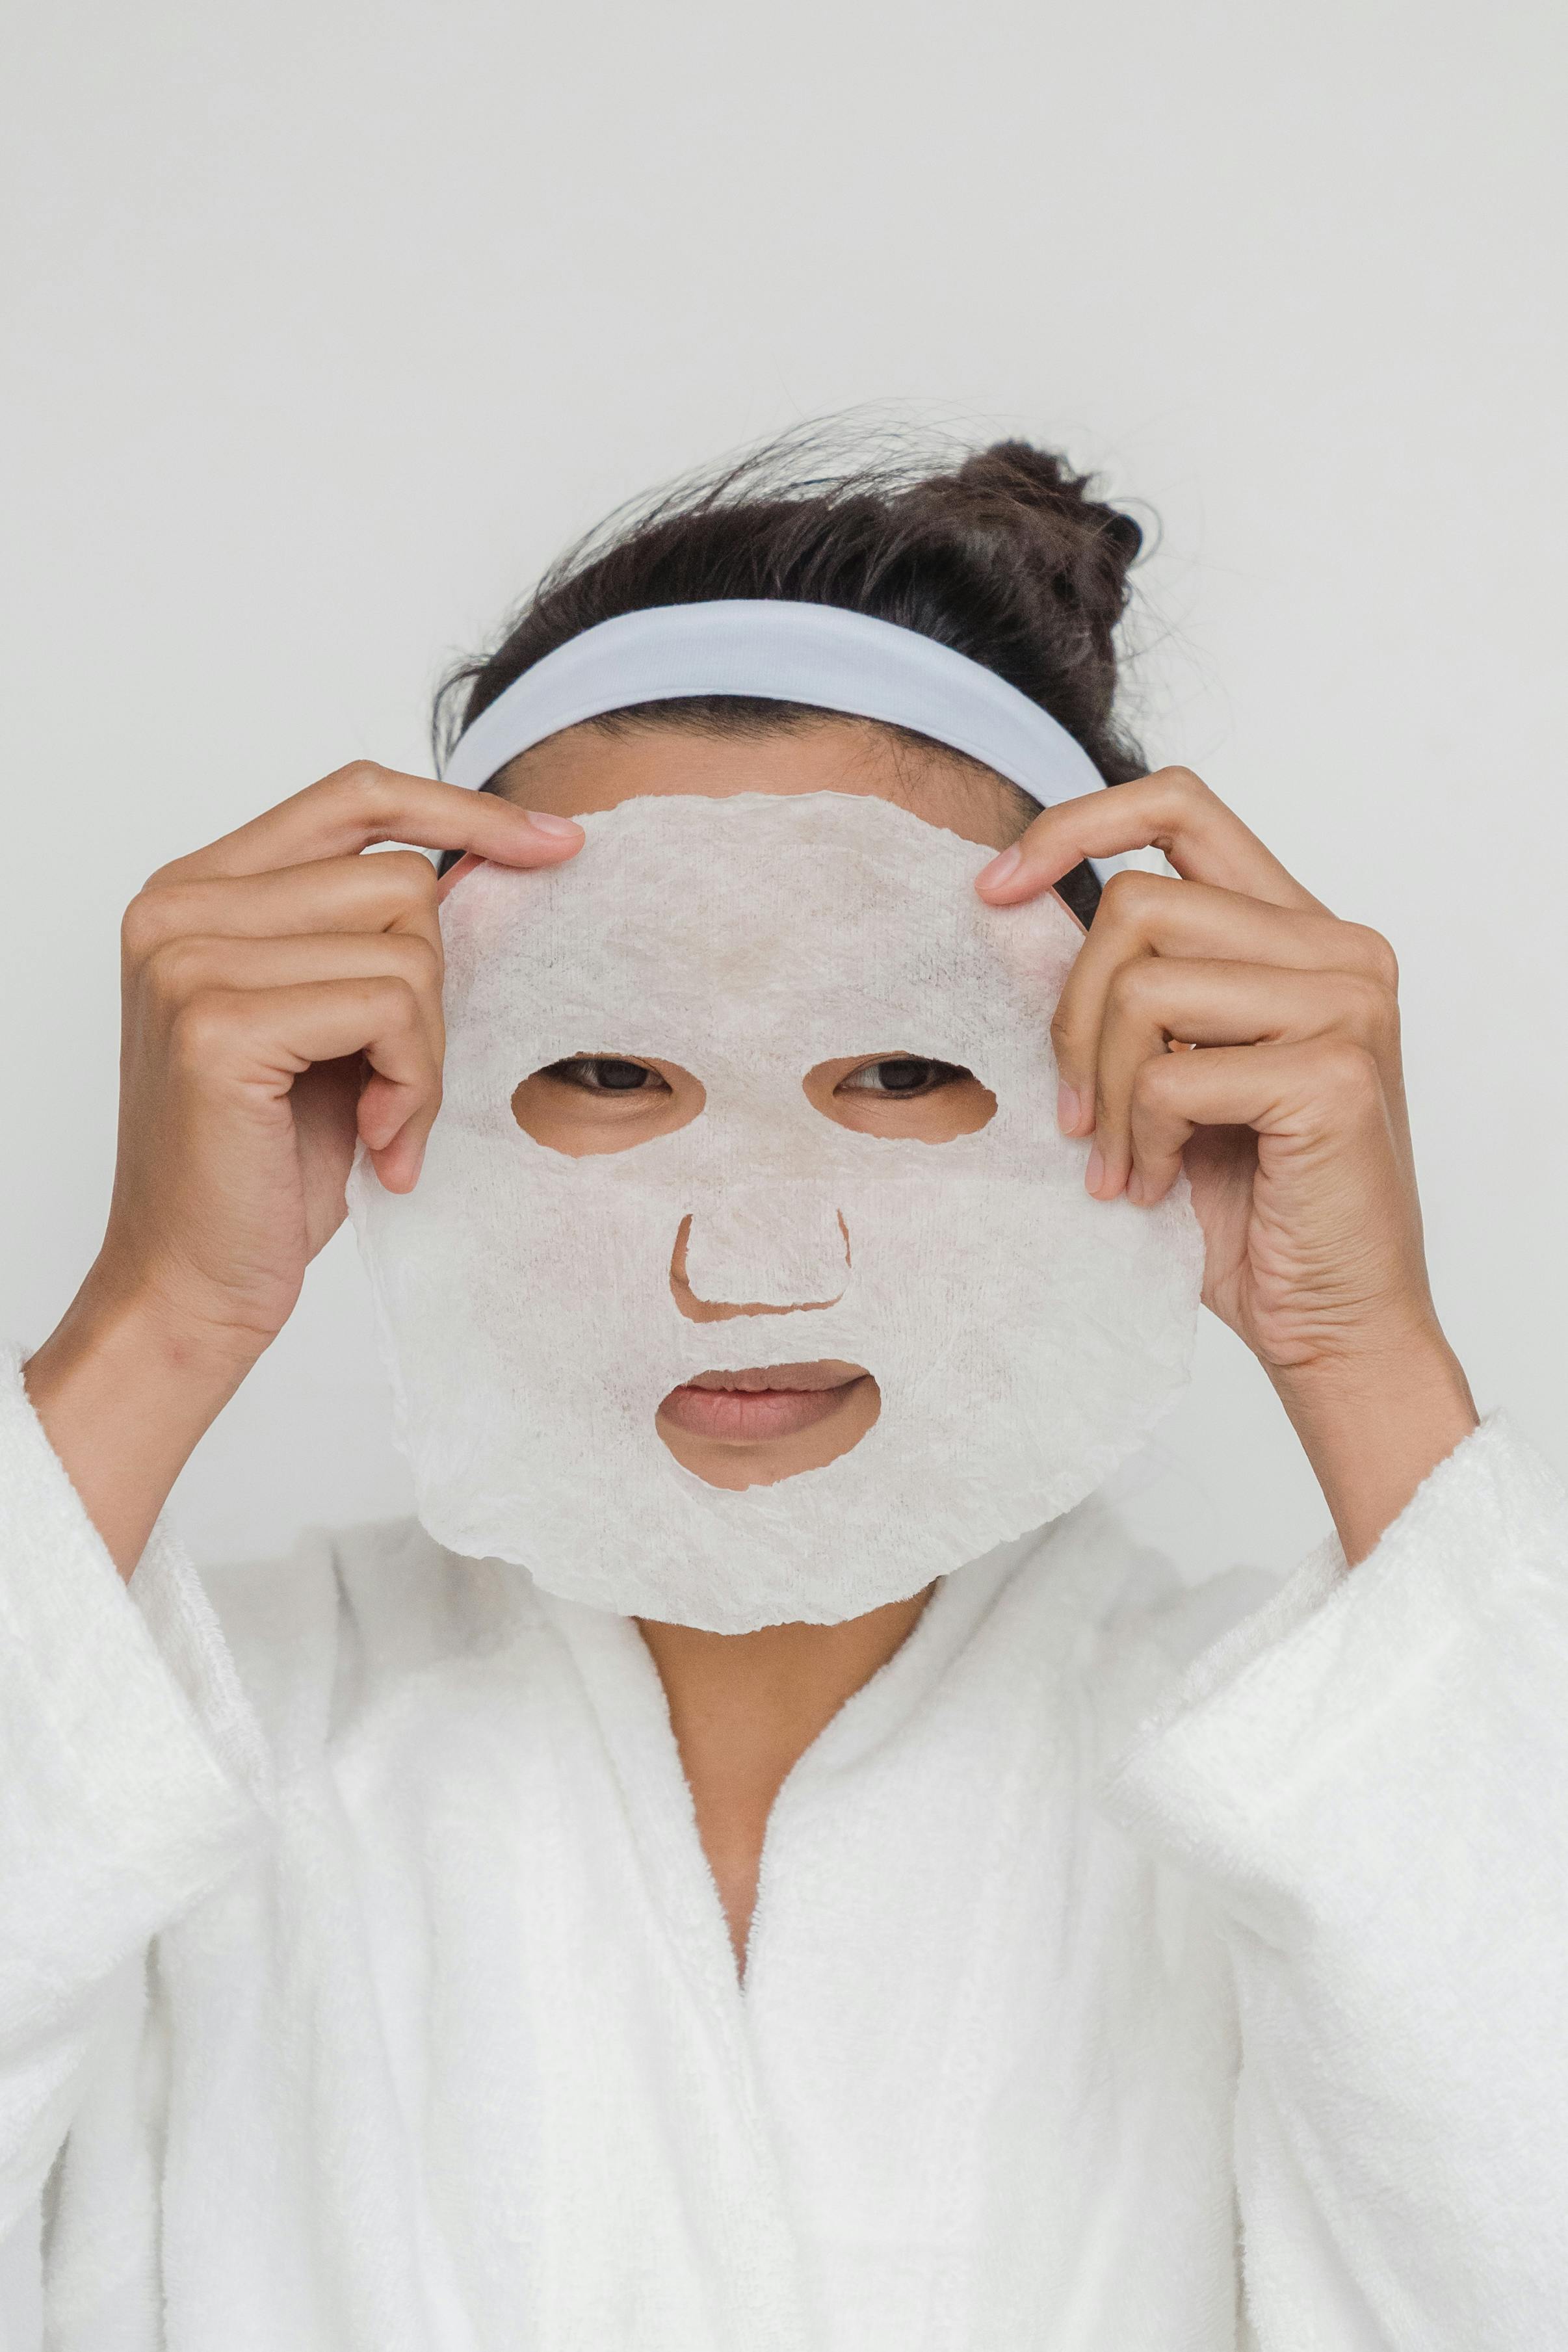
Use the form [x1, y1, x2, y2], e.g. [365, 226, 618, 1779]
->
[655, 1372, 881, 1489]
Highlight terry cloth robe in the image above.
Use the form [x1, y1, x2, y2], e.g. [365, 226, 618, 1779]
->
[2, 1342, 1567, 2351]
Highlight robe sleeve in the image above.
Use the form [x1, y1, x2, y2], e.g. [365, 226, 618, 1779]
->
[1102, 1412, 1568, 2349]
[0, 1346, 268, 2235]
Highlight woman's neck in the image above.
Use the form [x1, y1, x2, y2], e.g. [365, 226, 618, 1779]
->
[634, 1585, 936, 1974]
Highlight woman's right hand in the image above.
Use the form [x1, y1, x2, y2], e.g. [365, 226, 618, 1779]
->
[23, 763, 582, 1575]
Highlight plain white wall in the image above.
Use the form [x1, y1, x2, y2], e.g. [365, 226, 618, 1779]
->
[1, 0, 1563, 2334]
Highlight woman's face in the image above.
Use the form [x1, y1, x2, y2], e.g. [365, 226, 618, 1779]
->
[490, 717, 1026, 1495]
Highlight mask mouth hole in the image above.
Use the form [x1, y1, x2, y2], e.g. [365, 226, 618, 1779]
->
[803, 1054, 995, 1141]
[654, 1363, 880, 1489]
[512, 1054, 705, 1156]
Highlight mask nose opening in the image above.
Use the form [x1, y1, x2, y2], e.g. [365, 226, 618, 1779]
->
[669, 1208, 851, 1322]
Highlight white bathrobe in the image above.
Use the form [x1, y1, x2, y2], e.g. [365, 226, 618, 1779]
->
[3, 1341, 1566, 2351]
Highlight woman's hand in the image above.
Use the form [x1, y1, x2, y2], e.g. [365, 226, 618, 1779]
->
[977, 767, 1478, 1562]
[25, 764, 582, 1574]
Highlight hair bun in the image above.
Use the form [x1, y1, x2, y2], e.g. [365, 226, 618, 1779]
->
[945, 439, 1143, 646]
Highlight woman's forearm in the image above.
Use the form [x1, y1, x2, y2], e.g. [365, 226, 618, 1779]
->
[23, 1277, 253, 1580]
[1270, 1325, 1480, 1566]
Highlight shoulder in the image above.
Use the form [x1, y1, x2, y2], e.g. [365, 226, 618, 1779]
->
[194, 1516, 545, 1760]
[1051, 1491, 1285, 1657]
[1025, 1493, 1287, 1749]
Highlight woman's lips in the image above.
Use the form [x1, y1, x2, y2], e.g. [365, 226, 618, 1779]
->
[657, 1361, 870, 1443]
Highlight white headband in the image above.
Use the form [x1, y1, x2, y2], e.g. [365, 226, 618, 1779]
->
[443, 599, 1117, 883]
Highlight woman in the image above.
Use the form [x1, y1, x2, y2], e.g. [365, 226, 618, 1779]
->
[7, 438, 1562, 2350]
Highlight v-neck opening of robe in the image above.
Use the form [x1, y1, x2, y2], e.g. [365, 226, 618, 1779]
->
[529, 1532, 1045, 2006]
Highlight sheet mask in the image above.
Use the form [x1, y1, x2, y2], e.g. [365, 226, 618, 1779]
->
[348, 792, 1203, 1632]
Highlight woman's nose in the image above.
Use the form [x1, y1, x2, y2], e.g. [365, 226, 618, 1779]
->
[669, 1193, 850, 1323]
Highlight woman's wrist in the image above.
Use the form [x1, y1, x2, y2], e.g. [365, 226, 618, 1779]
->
[1268, 1322, 1480, 1567]
[23, 1269, 261, 1580]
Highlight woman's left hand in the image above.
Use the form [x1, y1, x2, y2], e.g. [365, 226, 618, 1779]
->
[976, 766, 1478, 1562]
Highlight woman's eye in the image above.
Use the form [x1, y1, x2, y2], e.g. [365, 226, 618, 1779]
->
[836, 1057, 967, 1098]
[546, 1057, 670, 1095]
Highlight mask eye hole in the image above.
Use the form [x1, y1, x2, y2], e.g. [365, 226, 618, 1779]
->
[804, 1055, 997, 1142]
[512, 1056, 706, 1157]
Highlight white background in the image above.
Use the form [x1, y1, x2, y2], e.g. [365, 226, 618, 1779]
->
[1, 0, 1563, 2336]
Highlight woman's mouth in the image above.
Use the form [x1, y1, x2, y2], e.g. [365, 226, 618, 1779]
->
[657, 1361, 871, 1443]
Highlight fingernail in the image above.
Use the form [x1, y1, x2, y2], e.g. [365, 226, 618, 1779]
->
[1125, 1168, 1144, 1205]
[523, 809, 582, 839]
[976, 843, 1021, 891]
[1085, 1145, 1106, 1196]
[1056, 1082, 1080, 1133]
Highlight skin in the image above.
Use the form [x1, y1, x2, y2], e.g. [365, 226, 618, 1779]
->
[25, 726, 1476, 1974]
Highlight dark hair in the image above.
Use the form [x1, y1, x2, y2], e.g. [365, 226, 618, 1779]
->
[435, 426, 1149, 922]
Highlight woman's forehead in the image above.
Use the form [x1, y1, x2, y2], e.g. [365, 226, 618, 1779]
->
[444, 792, 1078, 1077]
[493, 715, 1023, 854]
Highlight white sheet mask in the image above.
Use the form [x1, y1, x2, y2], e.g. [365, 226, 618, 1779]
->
[348, 792, 1203, 1632]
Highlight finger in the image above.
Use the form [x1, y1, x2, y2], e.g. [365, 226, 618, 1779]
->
[124, 850, 445, 969]
[1050, 870, 1397, 1130]
[151, 762, 583, 885]
[169, 975, 441, 1183]
[1086, 959, 1400, 1198]
[976, 766, 1326, 915]
[1125, 1038, 1391, 1207]
[140, 929, 445, 1061]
